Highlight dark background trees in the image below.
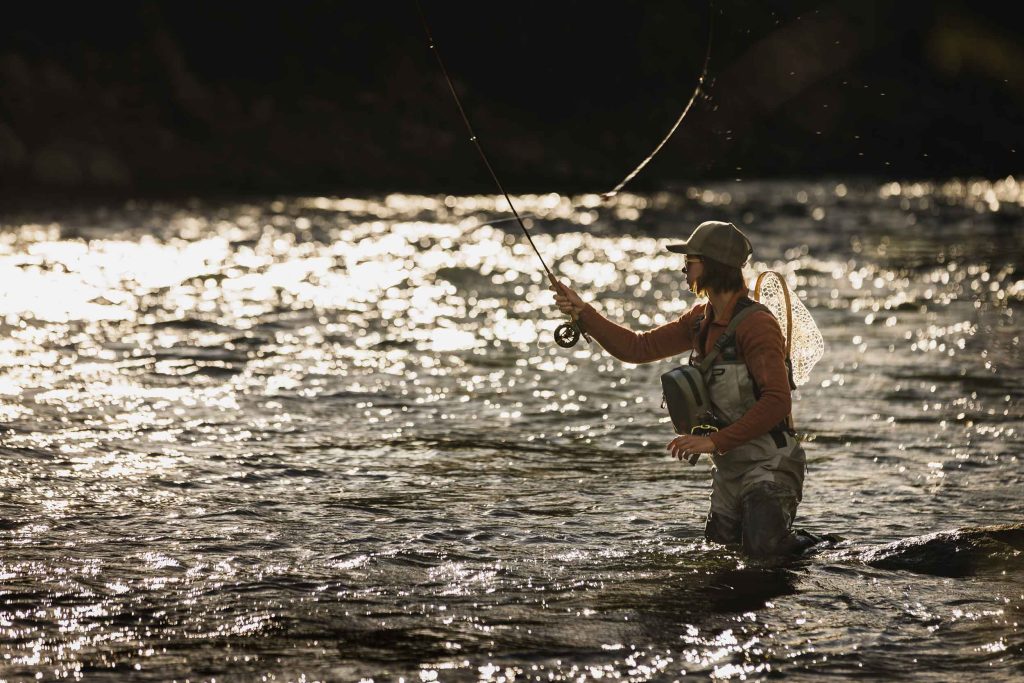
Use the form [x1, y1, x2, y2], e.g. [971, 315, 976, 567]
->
[1, 1, 1021, 198]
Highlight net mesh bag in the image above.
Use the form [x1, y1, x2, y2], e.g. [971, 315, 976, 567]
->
[754, 271, 824, 386]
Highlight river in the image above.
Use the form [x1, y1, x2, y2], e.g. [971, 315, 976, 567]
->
[0, 178, 1021, 680]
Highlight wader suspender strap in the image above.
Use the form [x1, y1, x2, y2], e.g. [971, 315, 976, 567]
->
[696, 302, 769, 374]
[695, 302, 795, 445]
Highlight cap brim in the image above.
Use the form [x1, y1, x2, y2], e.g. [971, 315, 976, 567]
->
[665, 243, 694, 254]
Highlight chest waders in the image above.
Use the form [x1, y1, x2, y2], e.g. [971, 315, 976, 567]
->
[691, 298, 807, 554]
[691, 300, 802, 474]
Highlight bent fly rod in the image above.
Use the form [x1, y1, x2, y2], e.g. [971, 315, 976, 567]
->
[415, 0, 590, 348]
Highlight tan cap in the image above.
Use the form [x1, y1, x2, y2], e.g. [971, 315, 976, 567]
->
[666, 221, 752, 267]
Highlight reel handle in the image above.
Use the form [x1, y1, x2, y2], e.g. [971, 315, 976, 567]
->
[548, 275, 591, 348]
[553, 318, 591, 348]
[554, 322, 580, 348]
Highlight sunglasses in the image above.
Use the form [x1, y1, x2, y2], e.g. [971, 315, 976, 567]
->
[681, 257, 703, 273]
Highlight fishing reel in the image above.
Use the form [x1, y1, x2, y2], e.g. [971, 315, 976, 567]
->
[554, 319, 590, 348]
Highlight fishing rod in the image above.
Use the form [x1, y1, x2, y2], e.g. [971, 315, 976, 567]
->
[603, 4, 713, 199]
[415, 0, 590, 348]
[416, 2, 713, 346]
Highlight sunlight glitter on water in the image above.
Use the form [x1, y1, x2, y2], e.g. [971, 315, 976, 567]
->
[0, 180, 1020, 680]
[0, 184, 1018, 461]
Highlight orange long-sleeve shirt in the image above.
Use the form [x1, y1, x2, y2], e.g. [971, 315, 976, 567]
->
[578, 290, 791, 453]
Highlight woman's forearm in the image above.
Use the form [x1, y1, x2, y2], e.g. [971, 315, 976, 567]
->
[578, 304, 692, 363]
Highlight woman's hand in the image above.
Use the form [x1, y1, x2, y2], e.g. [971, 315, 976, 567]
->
[666, 434, 717, 462]
[550, 280, 586, 317]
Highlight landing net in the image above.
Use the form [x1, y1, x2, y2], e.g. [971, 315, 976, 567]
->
[754, 271, 824, 386]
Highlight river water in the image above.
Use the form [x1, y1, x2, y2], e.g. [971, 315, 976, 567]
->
[0, 179, 1021, 681]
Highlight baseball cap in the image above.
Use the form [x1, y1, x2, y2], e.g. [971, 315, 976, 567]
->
[665, 221, 752, 267]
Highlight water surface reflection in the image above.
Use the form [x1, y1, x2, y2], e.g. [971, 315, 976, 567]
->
[0, 179, 1020, 680]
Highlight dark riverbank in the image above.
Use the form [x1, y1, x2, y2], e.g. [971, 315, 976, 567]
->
[1, 1, 1022, 199]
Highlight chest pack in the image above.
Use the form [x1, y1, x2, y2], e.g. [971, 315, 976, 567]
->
[660, 299, 768, 447]
[661, 272, 824, 463]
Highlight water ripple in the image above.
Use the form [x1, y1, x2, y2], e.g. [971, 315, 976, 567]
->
[0, 181, 1020, 679]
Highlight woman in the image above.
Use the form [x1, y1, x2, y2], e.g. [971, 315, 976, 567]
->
[551, 221, 809, 558]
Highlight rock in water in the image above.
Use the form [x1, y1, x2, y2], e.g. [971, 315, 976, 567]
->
[855, 523, 1024, 577]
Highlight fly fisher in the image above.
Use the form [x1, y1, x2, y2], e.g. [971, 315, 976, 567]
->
[418, 0, 825, 559]
[552, 221, 820, 558]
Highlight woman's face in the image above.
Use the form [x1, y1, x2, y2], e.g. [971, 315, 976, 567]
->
[682, 256, 704, 294]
